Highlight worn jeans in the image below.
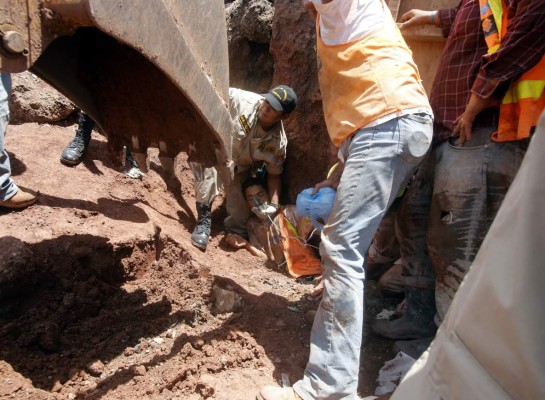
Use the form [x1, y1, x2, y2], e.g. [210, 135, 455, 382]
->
[398, 127, 528, 324]
[0, 112, 17, 202]
[293, 113, 433, 400]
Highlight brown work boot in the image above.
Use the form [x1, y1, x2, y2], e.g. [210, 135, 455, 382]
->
[257, 386, 302, 400]
[0, 189, 37, 209]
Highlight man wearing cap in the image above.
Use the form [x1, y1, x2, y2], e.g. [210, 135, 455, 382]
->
[189, 85, 297, 251]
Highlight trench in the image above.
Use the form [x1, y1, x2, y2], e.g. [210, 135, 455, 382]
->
[0, 230, 403, 399]
[0, 234, 268, 399]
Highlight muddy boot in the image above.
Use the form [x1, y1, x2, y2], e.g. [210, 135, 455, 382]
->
[60, 113, 94, 166]
[191, 202, 211, 250]
[392, 336, 434, 359]
[372, 286, 437, 340]
[123, 148, 144, 179]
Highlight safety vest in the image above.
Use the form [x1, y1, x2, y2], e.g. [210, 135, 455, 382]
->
[480, 0, 545, 141]
[316, 14, 430, 146]
[277, 209, 322, 279]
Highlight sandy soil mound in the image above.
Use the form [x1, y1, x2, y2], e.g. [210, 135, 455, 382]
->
[0, 122, 395, 399]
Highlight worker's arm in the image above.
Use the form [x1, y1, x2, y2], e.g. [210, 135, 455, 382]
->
[225, 233, 268, 260]
[312, 161, 344, 195]
[471, 0, 545, 101]
[400, 7, 459, 38]
[399, 9, 439, 29]
[456, 0, 545, 144]
[267, 173, 281, 207]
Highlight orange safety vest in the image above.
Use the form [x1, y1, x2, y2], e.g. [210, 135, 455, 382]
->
[315, 13, 430, 147]
[479, 0, 545, 141]
[277, 209, 322, 279]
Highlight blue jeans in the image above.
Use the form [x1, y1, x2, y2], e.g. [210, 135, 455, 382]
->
[293, 113, 433, 399]
[0, 111, 17, 202]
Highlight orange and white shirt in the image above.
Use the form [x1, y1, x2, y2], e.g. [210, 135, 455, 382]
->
[313, 0, 432, 147]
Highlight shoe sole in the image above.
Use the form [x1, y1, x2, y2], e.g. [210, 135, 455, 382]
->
[60, 156, 82, 166]
[191, 240, 207, 250]
[0, 198, 37, 209]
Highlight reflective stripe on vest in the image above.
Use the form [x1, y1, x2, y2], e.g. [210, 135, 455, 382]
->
[479, 0, 545, 141]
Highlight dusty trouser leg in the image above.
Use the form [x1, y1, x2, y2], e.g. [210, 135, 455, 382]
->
[60, 112, 94, 165]
[224, 170, 252, 237]
[0, 74, 36, 209]
[429, 128, 527, 323]
[366, 197, 402, 280]
[293, 114, 432, 400]
[378, 261, 405, 295]
[0, 112, 17, 201]
[372, 151, 437, 340]
[0, 73, 17, 201]
[189, 162, 221, 250]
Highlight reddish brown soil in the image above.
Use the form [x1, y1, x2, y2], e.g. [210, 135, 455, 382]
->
[0, 122, 396, 399]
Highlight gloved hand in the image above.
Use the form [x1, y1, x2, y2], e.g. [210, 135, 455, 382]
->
[251, 202, 278, 220]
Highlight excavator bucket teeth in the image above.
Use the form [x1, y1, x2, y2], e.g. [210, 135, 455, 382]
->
[0, 0, 231, 166]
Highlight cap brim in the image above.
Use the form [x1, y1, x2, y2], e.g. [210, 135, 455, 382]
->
[263, 93, 284, 112]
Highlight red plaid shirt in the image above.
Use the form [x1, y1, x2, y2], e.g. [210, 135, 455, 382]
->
[431, 0, 545, 144]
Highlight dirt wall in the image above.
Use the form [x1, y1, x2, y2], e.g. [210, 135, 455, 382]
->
[227, 0, 336, 204]
[270, 1, 336, 203]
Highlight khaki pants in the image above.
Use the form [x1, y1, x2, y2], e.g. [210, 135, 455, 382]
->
[190, 162, 252, 237]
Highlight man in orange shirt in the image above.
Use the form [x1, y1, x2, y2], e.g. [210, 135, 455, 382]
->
[258, 0, 433, 399]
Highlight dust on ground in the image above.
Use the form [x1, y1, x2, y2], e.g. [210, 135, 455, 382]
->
[0, 122, 397, 399]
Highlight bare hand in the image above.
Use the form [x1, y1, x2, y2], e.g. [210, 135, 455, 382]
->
[225, 233, 248, 249]
[453, 94, 500, 144]
[311, 179, 335, 195]
[399, 9, 436, 29]
[246, 244, 268, 260]
[309, 276, 324, 300]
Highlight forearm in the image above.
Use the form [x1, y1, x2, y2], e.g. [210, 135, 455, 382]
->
[328, 161, 344, 189]
[267, 173, 281, 205]
[399, 7, 455, 32]
[472, 0, 545, 99]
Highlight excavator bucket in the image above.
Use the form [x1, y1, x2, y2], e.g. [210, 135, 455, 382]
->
[0, 0, 231, 168]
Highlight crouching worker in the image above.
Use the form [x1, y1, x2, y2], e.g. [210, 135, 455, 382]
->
[189, 85, 297, 251]
[226, 177, 324, 279]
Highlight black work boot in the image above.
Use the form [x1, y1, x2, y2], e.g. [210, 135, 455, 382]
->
[191, 202, 212, 250]
[392, 336, 434, 359]
[60, 113, 94, 166]
[372, 286, 437, 340]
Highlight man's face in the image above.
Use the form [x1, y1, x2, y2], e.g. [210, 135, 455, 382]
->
[257, 100, 283, 129]
[244, 185, 269, 210]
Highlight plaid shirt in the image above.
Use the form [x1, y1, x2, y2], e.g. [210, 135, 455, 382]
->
[431, 0, 545, 144]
